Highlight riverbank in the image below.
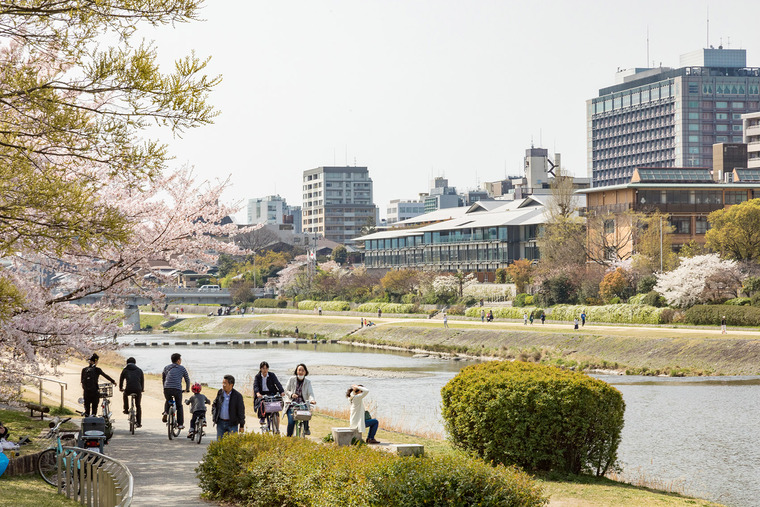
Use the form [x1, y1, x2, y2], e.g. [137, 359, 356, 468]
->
[141, 312, 760, 376]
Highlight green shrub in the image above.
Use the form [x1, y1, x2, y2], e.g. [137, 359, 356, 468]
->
[355, 302, 417, 314]
[636, 275, 657, 294]
[464, 306, 537, 320]
[513, 293, 530, 307]
[627, 293, 646, 305]
[197, 433, 546, 507]
[447, 304, 465, 315]
[684, 304, 760, 326]
[641, 291, 665, 307]
[548, 304, 666, 324]
[724, 297, 751, 306]
[253, 298, 287, 308]
[441, 361, 624, 476]
[297, 300, 351, 311]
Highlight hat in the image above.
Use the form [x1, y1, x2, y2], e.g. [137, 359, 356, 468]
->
[88, 353, 99, 363]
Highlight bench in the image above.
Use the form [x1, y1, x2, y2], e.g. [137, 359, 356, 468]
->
[331, 427, 425, 456]
[331, 427, 360, 446]
[25, 403, 50, 420]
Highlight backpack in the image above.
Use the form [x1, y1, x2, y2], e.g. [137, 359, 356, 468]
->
[82, 366, 99, 391]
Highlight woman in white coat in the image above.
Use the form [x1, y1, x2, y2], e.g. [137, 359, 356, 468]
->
[347, 384, 380, 444]
[284, 363, 316, 436]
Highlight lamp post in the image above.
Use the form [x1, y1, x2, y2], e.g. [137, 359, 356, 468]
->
[660, 216, 663, 272]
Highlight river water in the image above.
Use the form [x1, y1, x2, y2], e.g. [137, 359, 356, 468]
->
[119, 337, 760, 507]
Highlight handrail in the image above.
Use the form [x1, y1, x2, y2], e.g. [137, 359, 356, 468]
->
[8, 370, 67, 410]
[57, 446, 133, 507]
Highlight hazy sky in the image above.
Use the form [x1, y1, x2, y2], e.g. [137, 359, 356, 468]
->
[145, 0, 760, 221]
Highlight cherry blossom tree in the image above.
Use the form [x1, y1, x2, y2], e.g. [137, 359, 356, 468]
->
[654, 254, 745, 308]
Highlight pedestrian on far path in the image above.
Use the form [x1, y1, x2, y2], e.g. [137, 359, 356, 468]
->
[212, 375, 245, 439]
[523, 312, 528, 325]
[574, 317, 579, 330]
[540, 312, 545, 324]
[318, 306, 322, 316]
[294, 326, 299, 336]
[529, 313, 534, 325]
[443, 313, 448, 328]
[721, 315, 727, 334]
[481, 309, 485, 322]
[378, 308, 382, 318]
[581, 311, 586, 326]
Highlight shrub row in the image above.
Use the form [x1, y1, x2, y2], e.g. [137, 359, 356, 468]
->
[252, 298, 287, 308]
[549, 304, 666, 324]
[684, 304, 760, 326]
[297, 300, 351, 311]
[197, 433, 546, 507]
[441, 361, 624, 476]
[464, 306, 544, 320]
[355, 302, 418, 314]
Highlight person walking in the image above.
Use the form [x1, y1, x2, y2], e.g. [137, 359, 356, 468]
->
[529, 312, 534, 325]
[721, 315, 727, 334]
[212, 375, 245, 438]
[81, 353, 116, 417]
[162, 353, 191, 429]
[581, 311, 587, 327]
[574, 317, 579, 330]
[119, 357, 144, 428]
[523, 312, 528, 325]
[480, 309, 485, 322]
[443, 312, 448, 328]
[540, 312, 545, 324]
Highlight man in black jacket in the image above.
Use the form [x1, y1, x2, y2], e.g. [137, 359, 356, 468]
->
[119, 357, 144, 427]
[81, 353, 116, 417]
[212, 374, 245, 439]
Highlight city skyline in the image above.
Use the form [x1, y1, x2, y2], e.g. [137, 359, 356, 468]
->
[141, 0, 760, 221]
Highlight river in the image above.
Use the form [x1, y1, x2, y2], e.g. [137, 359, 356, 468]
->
[119, 337, 759, 507]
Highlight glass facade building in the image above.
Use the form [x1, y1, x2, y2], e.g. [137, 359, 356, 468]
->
[588, 49, 760, 187]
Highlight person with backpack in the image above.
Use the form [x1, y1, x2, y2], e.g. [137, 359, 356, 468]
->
[80, 353, 116, 417]
[162, 353, 191, 429]
[119, 357, 144, 428]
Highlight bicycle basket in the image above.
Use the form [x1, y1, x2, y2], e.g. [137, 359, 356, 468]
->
[294, 409, 312, 421]
[98, 383, 113, 397]
[263, 400, 283, 412]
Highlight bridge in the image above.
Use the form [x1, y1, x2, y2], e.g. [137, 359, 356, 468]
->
[71, 287, 274, 331]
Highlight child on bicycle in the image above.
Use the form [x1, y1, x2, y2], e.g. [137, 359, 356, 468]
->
[185, 383, 210, 439]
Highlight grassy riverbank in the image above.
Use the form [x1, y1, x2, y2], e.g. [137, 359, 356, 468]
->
[140, 312, 760, 376]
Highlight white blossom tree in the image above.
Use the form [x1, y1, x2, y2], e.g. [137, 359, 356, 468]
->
[654, 254, 745, 308]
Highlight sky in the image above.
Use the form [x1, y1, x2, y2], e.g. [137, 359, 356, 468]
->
[143, 0, 760, 222]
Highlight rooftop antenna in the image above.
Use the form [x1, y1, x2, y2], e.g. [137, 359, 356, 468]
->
[646, 25, 649, 68]
[727, 36, 731, 49]
[706, 6, 709, 48]
[530, 135, 534, 148]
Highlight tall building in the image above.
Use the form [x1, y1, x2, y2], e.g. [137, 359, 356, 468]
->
[423, 177, 461, 212]
[302, 166, 377, 244]
[743, 111, 760, 168]
[386, 199, 424, 225]
[246, 195, 301, 233]
[588, 48, 760, 187]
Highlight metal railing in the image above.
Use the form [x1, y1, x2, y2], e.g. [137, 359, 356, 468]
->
[57, 446, 133, 506]
[8, 370, 67, 410]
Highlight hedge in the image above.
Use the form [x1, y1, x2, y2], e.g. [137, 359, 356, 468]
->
[441, 361, 624, 476]
[297, 300, 351, 311]
[464, 306, 543, 320]
[197, 433, 547, 507]
[684, 304, 760, 326]
[548, 304, 666, 325]
[252, 298, 287, 308]
[355, 302, 417, 314]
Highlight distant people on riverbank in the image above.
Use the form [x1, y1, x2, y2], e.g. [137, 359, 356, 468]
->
[721, 315, 727, 334]
[481, 309, 485, 322]
[162, 353, 191, 430]
[540, 312, 545, 324]
[212, 375, 245, 438]
[581, 312, 586, 326]
[81, 353, 116, 417]
[378, 308, 382, 318]
[284, 364, 316, 437]
[523, 312, 528, 325]
[529, 313, 534, 325]
[487, 310, 493, 322]
[443, 312, 448, 328]
[119, 357, 144, 428]
[347, 384, 380, 444]
[574, 318, 579, 330]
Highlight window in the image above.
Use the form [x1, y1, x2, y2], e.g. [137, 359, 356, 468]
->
[695, 217, 709, 234]
[688, 147, 700, 154]
[732, 102, 745, 108]
[716, 124, 728, 132]
[716, 136, 728, 142]
[725, 191, 748, 205]
[688, 135, 700, 142]
[604, 219, 615, 234]
[665, 190, 690, 204]
[688, 83, 699, 94]
[717, 101, 728, 108]
[695, 191, 722, 204]
[689, 124, 700, 131]
[688, 101, 699, 107]
[688, 112, 699, 119]
[732, 125, 743, 131]
[639, 190, 663, 205]
[716, 113, 728, 120]
[669, 217, 691, 234]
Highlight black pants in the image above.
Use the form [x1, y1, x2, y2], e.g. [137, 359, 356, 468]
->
[163, 388, 184, 425]
[83, 390, 100, 417]
[123, 390, 142, 425]
[190, 409, 206, 433]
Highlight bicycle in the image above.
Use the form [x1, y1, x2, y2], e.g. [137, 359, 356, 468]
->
[37, 417, 80, 487]
[290, 401, 313, 438]
[260, 394, 283, 435]
[193, 412, 206, 444]
[127, 394, 138, 435]
[98, 383, 114, 441]
[166, 399, 181, 440]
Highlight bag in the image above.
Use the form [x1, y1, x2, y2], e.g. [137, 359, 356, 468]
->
[364, 410, 372, 421]
[263, 400, 283, 413]
[294, 408, 312, 421]
[82, 366, 98, 391]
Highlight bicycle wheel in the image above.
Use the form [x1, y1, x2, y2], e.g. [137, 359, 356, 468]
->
[129, 410, 136, 435]
[295, 421, 303, 438]
[195, 419, 203, 444]
[167, 411, 175, 440]
[270, 412, 280, 435]
[172, 414, 181, 438]
[38, 448, 59, 486]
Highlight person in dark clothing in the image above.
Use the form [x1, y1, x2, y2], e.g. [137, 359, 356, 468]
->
[0, 421, 9, 441]
[212, 374, 245, 439]
[119, 357, 144, 427]
[253, 361, 285, 424]
[80, 353, 116, 417]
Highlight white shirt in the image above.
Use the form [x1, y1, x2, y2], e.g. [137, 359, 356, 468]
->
[348, 386, 369, 432]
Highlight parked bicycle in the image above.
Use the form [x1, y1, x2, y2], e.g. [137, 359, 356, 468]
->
[290, 401, 313, 438]
[37, 417, 80, 487]
[166, 399, 181, 440]
[98, 383, 114, 441]
[260, 394, 283, 434]
[127, 394, 138, 435]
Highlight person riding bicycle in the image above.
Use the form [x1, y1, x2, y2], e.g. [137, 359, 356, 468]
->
[162, 353, 191, 429]
[119, 357, 144, 428]
[253, 361, 284, 425]
[80, 353, 116, 417]
[185, 383, 211, 439]
[284, 363, 316, 437]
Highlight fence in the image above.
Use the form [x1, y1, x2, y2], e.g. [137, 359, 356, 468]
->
[8, 370, 67, 409]
[57, 446, 133, 506]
